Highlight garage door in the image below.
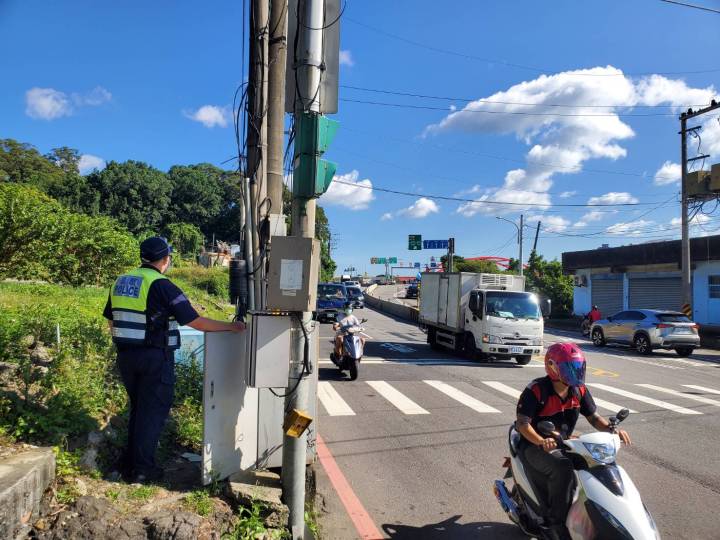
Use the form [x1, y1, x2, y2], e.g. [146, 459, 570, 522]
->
[629, 277, 681, 312]
[591, 278, 623, 316]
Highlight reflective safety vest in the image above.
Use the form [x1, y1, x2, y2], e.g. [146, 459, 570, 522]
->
[109, 267, 180, 349]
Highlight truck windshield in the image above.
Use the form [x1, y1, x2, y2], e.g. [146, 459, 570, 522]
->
[485, 292, 540, 320]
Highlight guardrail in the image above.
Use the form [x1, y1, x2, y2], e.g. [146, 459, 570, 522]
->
[364, 286, 419, 323]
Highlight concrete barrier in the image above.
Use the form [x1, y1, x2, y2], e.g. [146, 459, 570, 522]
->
[365, 287, 419, 323]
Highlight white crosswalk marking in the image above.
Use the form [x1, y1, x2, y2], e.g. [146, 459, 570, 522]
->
[318, 381, 355, 416]
[482, 381, 636, 414]
[683, 384, 720, 396]
[423, 380, 501, 413]
[637, 384, 720, 408]
[366, 381, 429, 415]
[588, 383, 702, 415]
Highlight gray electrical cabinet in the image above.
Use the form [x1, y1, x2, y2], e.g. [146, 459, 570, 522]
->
[266, 236, 319, 312]
[247, 313, 292, 389]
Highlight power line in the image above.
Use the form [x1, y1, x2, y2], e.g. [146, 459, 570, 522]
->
[345, 16, 720, 76]
[332, 179, 667, 207]
[659, 0, 720, 14]
[339, 126, 682, 183]
[340, 84, 712, 110]
[340, 97, 678, 117]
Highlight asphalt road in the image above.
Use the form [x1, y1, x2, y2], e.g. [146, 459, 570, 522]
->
[314, 305, 720, 540]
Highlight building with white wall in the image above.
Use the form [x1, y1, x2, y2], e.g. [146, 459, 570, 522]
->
[562, 235, 720, 325]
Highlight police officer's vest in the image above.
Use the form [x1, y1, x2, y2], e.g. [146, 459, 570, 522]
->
[109, 267, 180, 350]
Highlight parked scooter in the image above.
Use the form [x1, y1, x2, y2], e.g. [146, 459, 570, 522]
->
[580, 315, 591, 337]
[330, 318, 369, 381]
[494, 409, 660, 539]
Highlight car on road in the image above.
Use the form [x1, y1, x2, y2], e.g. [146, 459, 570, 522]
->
[346, 286, 365, 309]
[344, 280, 360, 288]
[315, 283, 349, 322]
[590, 309, 700, 357]
[405, 283, 418, 299]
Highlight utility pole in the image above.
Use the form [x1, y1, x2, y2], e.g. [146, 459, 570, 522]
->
[267, 0, 288, 233]
[448, 237, 455, 273]
[247, 0, 270, 308]
[497, 215, 523, 277]
[679, 100, 720, 312]
[532, 220, 541, 254]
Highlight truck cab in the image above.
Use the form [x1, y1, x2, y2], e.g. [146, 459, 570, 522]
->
[419, 272, 547, 365]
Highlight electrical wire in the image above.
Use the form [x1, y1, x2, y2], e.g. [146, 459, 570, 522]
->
[331, 179, 670, 207]
[340, 84, 712, 110]
[345, 16, 720, 76]
[340, 97, 678, 117]
[659, 0, 720, 14]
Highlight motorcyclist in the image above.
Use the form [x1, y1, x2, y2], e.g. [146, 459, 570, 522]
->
[588, 305, 602, 323]
[515, 342, 631, 540]
[332, 302, 361, 359]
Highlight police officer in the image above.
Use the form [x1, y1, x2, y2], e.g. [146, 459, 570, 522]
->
[104, 236, 245, 482]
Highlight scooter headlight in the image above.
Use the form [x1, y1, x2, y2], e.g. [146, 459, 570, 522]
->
[482, 334, 503, 344]
[583, 442, 617, 464]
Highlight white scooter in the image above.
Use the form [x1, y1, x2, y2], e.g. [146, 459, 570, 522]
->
[494, 409, 661, 539]
[330, 319, 369, 381]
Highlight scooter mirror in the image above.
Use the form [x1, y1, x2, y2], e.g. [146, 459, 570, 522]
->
[361, 318, 368, 323]
[537, 421, 556, 437]
[616, 408, 630, 422]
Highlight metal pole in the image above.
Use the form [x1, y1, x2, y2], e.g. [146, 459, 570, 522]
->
[283, 0, 323, 536]
[532, 220, 541, 254]
[680, 114, 691, 308]
[519, 214, 524, 278]
[244, 176, 256, 310]
[268, 0, 288, 228]
[247, 0, 269, 308]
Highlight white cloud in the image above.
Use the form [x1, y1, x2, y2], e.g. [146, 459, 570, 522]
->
[397, 197, 439, 219]
[606, 219, 655, 236]
[527, 214, 569, 233]
[670, 214, 711, 227]
[74, 86, 112, 106]
[25, 88, 72, 120]
[321, 170, 374, 210]
[573, 209, 609, 228]
[184, 105, 229, 128]
[559, 190, 577, 199]
[654, 161, 681, 186]
[424, 67, 717, 215]
[78, 154, 105, 174]
[380, 212, 394, 221]
[587, 192, 638, 205]
[339, 50, 354, 67]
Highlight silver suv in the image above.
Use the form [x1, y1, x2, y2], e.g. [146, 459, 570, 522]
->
[590, 309, 700, 357]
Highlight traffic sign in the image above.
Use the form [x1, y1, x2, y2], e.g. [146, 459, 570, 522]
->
[408, 234, 422, 250]
[388, 257, 398, 264]
[414, 262, 421, 268]
[370, 257, 386, 264]
[423, 239, 449, 249]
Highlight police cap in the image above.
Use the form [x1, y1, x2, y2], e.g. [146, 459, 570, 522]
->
[140, 236, 173, 262]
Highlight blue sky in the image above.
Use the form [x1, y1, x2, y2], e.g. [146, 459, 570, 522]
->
[2, 0, 720, 276]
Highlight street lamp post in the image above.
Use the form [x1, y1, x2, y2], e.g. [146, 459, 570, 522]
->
[496, 215, 524, 277]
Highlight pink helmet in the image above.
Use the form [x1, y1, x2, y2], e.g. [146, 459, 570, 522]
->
[545, 342, 586, 387]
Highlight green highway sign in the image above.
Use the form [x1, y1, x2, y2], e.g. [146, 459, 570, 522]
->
[388, 257, 398, 264]
[370, 257, 386, 264]
[408, 234, 422, 250]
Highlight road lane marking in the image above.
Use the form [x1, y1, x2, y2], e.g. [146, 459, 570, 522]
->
[598, 353, 684, 370]
[683, 384, 720, 395]
[482, 381, 521, 399]
[423, 380, 501, 413]
[319, 360, 386, 365]
[366, 381, 430, 415]
[587, 383, 701, 415]
[317, 434, 383, 540]
[318, 382, 356, 416]
[482, 381, 636, 413]
[636, 384, 720, 408]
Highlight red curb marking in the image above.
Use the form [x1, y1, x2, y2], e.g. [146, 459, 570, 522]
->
[317, 434, 384, 540]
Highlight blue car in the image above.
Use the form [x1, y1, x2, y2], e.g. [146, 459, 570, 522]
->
[315, 283, 349, 322]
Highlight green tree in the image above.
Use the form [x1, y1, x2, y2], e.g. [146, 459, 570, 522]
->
[0, 139, 67, 192]
[84, 160, 173, 235]
[523, 251, 573, 317]
[164, 222, 204, 257]
[168, 164, 226, 234]
[439, 254, 503, 274]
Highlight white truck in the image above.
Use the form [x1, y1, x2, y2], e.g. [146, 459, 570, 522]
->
[419, 272, 548, 365]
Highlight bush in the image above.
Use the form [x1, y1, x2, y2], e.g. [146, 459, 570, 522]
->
[164, 222, 204, 258]
[169, 264, 229, 302]
[0, 183, 137, 286]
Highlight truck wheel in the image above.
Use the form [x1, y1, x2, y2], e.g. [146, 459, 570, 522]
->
[428, 328, 441, 350]
[516, 355, 532, 365]
[464, 333, 477, 360]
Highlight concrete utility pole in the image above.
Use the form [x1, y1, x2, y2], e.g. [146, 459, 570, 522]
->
[497, 215, 524, 277]
[247, 0, 270, 308]
[532, 220, 541, 254]
[284, 0, 323, 537]
[679, 100, 719, 312]
[267, 0, 288, 233]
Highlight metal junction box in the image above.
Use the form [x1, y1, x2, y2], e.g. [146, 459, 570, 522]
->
[267, 236, 319, 311]
[247, 313, 292, 388]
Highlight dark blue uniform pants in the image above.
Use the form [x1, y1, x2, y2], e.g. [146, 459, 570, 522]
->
[117, 348, 175, 476]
